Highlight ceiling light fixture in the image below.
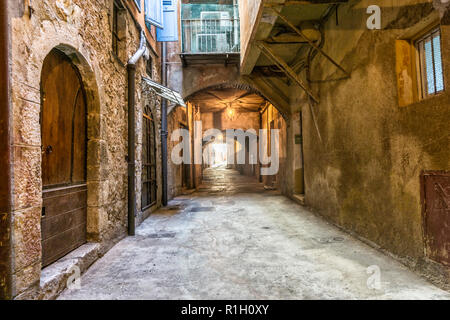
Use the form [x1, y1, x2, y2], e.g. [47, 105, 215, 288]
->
[225, 103, 237, 121]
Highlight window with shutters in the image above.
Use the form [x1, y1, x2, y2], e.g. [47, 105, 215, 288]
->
[395, 23, 445, 107]
[157, 0, 179, 42]
[145, 0, 164, 29]
[415, 28, 444, 99]
[142, 105, 157, 210]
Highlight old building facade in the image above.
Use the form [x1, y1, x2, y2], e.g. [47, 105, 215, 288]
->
[1, 0, 449, 300]
[238, 0, 450, 287]
[1, 0, 167, 299]
[165, 0, 450, 289]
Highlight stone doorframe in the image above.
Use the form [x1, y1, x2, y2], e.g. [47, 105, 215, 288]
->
[43, 44, 104, 242]
[11, 40, 105, 297]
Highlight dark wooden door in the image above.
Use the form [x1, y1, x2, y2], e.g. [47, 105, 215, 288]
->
[40, 49, 87, 267]
[421, 171, 450, 266]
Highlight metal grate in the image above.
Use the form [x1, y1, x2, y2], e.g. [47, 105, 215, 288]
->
[142, 105, 157, 210]
[182, 17, 240, 54]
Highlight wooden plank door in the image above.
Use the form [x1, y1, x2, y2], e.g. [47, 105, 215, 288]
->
[40, 49, 87, 268]
[421, 171, 450, 266]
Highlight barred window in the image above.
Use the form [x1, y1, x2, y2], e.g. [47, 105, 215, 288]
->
[142, 105, 157, 210]
[416, 28, 444, 98]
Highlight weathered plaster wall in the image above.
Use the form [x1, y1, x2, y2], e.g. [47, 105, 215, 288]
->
[9, 0, 161, 298]
[239, 0, 262, 61]
[181, 65, 241, 99]
[296, 0, 450, 275]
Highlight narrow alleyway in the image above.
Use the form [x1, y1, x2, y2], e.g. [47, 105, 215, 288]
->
[59, 167, 449, 300]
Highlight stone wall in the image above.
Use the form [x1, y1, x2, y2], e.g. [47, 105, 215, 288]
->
[295, 0, 450, 280]
[9, 0, 162, 299]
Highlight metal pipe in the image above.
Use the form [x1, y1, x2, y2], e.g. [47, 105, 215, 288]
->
[0, 0, 12, 299]
[299, 111, 305, 193]
[128, 30, 147, 65]
[258, 111, 263, 183]
[127, 30, 146, 236]
[161, 42, 168, 206]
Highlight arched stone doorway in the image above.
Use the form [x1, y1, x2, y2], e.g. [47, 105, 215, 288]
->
[40, 48, 88, 267]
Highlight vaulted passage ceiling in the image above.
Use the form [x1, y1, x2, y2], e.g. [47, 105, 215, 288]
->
[187, 88, 266, 113]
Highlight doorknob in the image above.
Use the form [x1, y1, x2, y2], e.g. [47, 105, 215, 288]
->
[45, 145, 53, 154]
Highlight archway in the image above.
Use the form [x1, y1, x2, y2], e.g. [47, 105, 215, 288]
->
[183, 84, 288, 193]
[39, 45, 102, 267]
[184, 81, 290, 120]
[40, 48, 88, 267]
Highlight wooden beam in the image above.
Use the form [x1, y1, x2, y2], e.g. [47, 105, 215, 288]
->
[267, 7, 350, 78]
[240, 2, 280, 75]
[256, 41, 319, 103]
[267, 32, 319, 44]
[241, 75, 291, 118]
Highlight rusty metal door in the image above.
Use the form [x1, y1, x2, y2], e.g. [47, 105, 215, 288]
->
[421, 171, 450, 266]
[40, 49, 87, 267]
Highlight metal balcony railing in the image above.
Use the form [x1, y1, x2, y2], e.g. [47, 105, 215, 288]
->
[181, 18, 240, 54]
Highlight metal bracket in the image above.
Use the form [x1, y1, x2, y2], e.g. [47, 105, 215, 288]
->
[267, 7, 350, 78]
[255, 41, 319, 103]
[160, 130, 168, 137]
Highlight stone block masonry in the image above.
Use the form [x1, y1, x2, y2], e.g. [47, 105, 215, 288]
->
[8, 0, 162, 299]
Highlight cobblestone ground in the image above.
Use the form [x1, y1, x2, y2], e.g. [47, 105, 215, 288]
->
[59, 166, 450, 300]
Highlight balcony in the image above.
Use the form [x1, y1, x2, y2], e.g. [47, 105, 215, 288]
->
[180, 1, 240, 66]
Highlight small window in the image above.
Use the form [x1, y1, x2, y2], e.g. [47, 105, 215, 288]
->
[146, 56, 153, 78]
[112, 0, 126, 62]
[415, 28, 444, 98]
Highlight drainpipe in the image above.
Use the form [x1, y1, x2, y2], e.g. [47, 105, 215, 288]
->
[161, 43, 168, 206]
[0, 0, 12, 299]
[299, 111, 305, 194]
[127, 30, 146, 236]
[258, 110, 263, 183]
